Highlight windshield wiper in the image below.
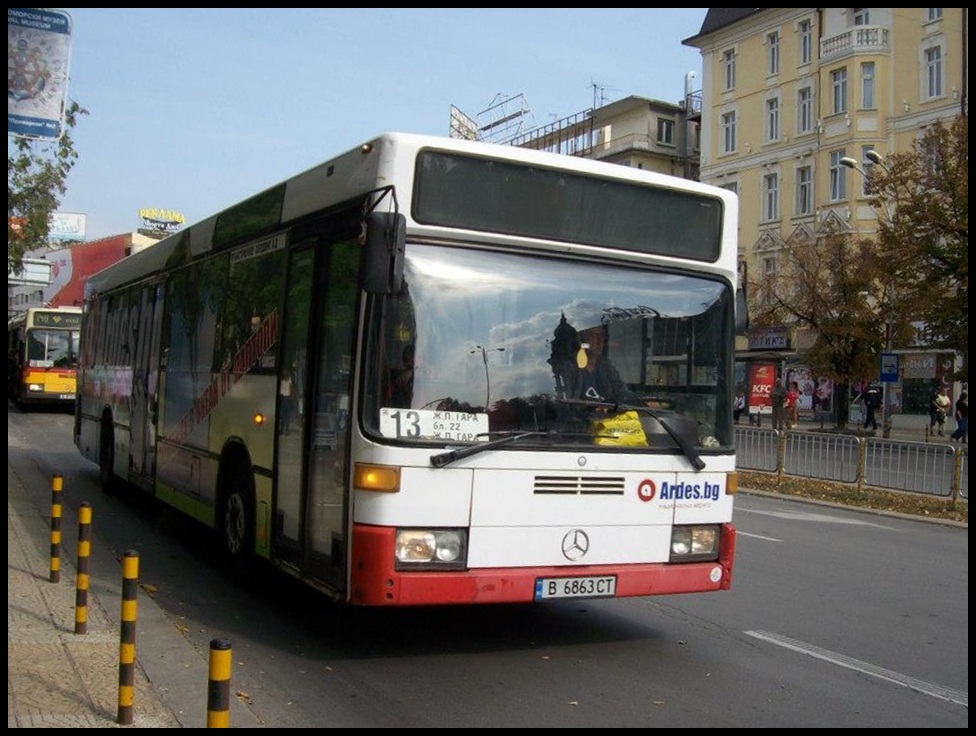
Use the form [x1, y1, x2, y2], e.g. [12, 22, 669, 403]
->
[429, 430, 593, 468]
[558, 398, 706, 471]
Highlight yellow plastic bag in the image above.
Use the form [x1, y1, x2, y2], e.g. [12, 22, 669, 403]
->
[590, 410, 648, 447]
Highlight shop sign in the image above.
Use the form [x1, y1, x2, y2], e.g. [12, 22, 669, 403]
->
[902, 354, 936, 380]
[747, 328, 790, 350]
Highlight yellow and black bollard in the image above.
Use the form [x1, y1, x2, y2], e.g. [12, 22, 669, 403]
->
[74, 502, 92, 635]
[49, 474, 63, 583]
[206, 639, 233, 728]
[117, 550, 139, 725]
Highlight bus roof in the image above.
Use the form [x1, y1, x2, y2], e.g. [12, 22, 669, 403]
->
[84, 132, 737, 299]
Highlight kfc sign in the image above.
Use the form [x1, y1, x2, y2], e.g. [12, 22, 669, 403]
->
[748, 363, 776, 413]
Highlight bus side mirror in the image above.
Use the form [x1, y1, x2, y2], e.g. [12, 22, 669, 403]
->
[363, 212, 406, 294]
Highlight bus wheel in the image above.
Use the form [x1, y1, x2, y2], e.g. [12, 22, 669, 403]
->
[99, 415, 117, 493]
[220, 464, 254, 558]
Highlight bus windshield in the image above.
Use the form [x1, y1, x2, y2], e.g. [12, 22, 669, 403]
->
[367, 244, 734, 451]
[27, 328, 79, 369]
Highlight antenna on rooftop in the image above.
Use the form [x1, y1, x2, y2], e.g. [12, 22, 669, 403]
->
[590, 81, 606, 109]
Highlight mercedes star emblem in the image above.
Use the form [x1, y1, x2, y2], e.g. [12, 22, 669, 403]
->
[561, 529, 590, 561]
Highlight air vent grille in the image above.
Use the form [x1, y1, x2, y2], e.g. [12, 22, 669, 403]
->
[533, 475, 625, 495]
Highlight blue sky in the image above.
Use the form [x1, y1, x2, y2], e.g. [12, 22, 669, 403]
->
[43, 8, 708, 240]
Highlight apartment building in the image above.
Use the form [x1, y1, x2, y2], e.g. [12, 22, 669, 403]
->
[509, 89, 702, 181]
[684, 8, 967, 418]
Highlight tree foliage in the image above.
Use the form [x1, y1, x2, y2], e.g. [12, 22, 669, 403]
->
[750, 115, 968, 425]
[751, 229, 889, 427]
[7, 100, 87, 274]
[864, 116, 968, 381]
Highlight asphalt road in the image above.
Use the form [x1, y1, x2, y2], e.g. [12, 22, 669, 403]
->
[8, 405, 968, 727]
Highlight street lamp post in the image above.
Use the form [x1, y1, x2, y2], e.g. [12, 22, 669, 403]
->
[470, 345, 505, 410]
[840, 151, 894, 438]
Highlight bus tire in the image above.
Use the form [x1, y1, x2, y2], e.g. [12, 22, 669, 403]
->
[219, 461, 254, 559]
[99, 414, 117, 493]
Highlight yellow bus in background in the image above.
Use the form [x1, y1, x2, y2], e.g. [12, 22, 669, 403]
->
[7, 306, 83, 409]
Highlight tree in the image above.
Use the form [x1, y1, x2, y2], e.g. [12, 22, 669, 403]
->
[751, 228, 891, 428]
[863, 116, 968, 382]
[7, 100, 87, 275]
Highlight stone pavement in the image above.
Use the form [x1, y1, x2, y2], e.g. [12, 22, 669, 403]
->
[7, 461, 183, 727]
[7, 453, 262, 729]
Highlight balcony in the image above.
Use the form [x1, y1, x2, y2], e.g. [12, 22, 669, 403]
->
[820, 25, 889, 61]
[591, 132, 658, 160]
[509, 109, 596, 157]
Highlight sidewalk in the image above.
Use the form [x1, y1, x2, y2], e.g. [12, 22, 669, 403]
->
[746, 413, 964, 445]
[7, 451, 262, 729]
[7, 461, 183, 727]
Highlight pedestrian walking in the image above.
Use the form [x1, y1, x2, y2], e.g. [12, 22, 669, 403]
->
[733, 388, 746, 424]
[929, 386, 951, 436]
[771, 380, 787, 430]
[949, 391, 968, 443]
[785, 381, 800, 428]
[861, 383, 881, 431]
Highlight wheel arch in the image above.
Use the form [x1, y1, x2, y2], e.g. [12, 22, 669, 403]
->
[215, 438, 256, 557]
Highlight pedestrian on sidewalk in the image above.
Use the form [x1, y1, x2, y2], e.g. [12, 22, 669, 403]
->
[733, 387, 746, 424]
[771, 380, 787, 430]
[949, 391, 968, 443]
[930, 386, 951, 436]
[785, 381, 800, 428]
[861, 383, 882, 431]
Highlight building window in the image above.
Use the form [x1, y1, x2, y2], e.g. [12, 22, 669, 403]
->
[853, 8, 870, 25]
[797, 87, 813, 134]
[721, 111, 737, 154]
[831, 67, 848, 114]
[657, 118, 675, 146]
[795, 165, 813, 216]
[919, 135, 941, 175]
[926, 8, 943, 22]
[762, 172, 780, 222]
[860, 61, 875, 108]
[722, 48, 736, 91]
[829, 150, 847, 201]
[761, 256, 777, 305]
[767, 31, 780, 75]
[765, 98, 780, 143]
[925, 46, 944, 99]
[855, 146, 876, 195]
[719, 181, 739, 196]
[798, 19, 812, 65]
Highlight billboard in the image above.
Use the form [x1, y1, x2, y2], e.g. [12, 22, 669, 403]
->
[8, 8, 73, 140]
[748, 362, 776, 415]
[48, 211, 86, 242]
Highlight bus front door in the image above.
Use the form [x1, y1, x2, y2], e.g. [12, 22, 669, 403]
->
[275, 232, 359, 592]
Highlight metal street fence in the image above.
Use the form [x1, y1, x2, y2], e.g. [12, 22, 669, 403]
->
[735, 427, 968, 503]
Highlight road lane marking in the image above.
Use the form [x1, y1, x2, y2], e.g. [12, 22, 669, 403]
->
[736, 507, 898, 529]
[744, 630, 968, 707]
[736, 531, 783, 542]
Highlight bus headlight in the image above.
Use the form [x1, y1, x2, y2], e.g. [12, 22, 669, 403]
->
[669, 525, 719, 562]
[395, 529, 467, 570]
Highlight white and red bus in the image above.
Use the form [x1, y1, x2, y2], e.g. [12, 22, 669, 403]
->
[8, 305, 83, 409]
[75, 132, 741, 606]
